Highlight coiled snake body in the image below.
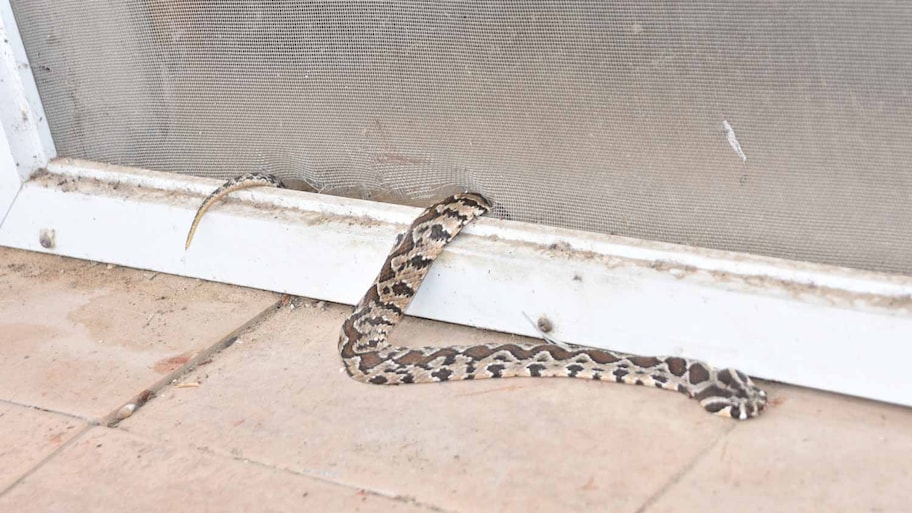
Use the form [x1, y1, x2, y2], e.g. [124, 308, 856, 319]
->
[187, 174, 767, 419]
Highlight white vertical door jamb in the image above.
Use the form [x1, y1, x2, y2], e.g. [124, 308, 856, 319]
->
[0, 0, 56, 222]
[0, 124, 20, 223]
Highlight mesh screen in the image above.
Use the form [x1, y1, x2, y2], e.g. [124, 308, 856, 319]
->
[11, 1, 912, 274]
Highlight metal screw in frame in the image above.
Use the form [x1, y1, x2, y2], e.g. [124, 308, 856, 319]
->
[39, 229, 56, 249]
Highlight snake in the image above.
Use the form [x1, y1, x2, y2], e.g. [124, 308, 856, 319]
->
[186, 173, 768, 419]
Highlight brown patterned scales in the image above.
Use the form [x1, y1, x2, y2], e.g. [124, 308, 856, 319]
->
[187, 174, 768, 419]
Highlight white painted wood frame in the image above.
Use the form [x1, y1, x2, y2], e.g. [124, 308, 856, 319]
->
[0, 1, 55, 221]
[1, 2, 910, 408]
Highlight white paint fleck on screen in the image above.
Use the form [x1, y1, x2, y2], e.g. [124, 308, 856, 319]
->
[723, 120, 747, 162]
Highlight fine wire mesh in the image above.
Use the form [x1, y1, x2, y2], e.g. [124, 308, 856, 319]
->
[10, 1, 912, 274]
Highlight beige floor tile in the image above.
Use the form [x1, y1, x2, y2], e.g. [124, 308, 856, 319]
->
[0, 402, 86, 491]
[0, 247, 277, 419]
[0, 427, 432, 512]
[122, 302, 737, 512]
[644, 384, 912, 513]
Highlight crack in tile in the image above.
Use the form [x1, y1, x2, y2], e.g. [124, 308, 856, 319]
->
[0, 423, 93, 498]
[634, 423, 738, 513]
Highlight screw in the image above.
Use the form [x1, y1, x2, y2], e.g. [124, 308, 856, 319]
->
[39, 229, 56, 249]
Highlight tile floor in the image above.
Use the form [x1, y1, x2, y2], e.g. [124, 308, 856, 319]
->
[1, 246, 910, 512]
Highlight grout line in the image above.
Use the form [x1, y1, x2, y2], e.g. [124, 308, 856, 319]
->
[0, 423, 93, 498]
[633, 422, 738, 513]
[108, 425, 456, 513]
[0, 398, 97, 425]
[96, 292, 460, 510]
[194, 445, 458, 513]
[102, 296, 286, 428]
